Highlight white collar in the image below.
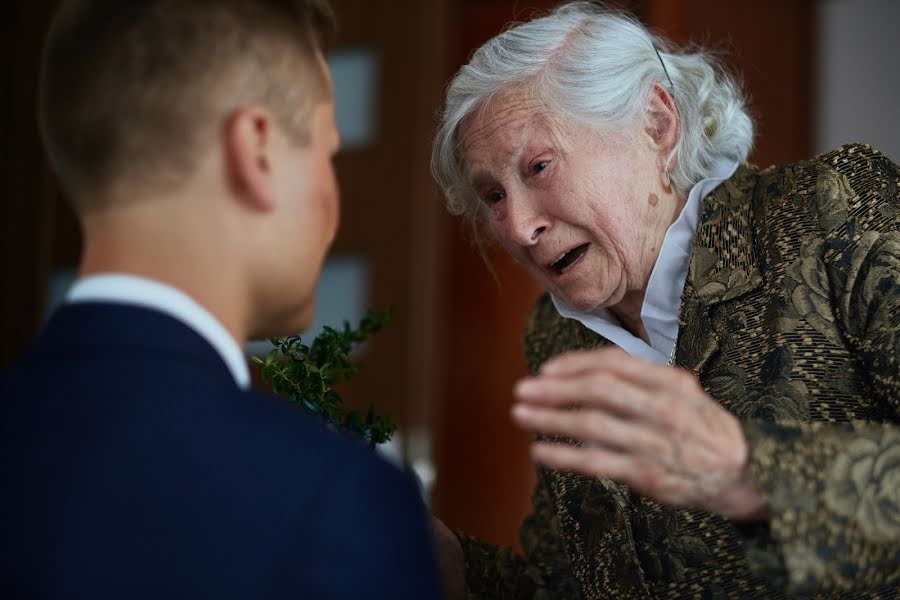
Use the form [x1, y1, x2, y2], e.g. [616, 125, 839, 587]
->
[551, 158, 739, 364]
[66, 274, 251, 389]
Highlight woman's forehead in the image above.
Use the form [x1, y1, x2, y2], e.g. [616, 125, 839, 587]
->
[459, 95, 563, 161]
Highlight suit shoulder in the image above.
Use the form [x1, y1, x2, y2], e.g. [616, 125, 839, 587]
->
[241, 389, 402, 477]
[757, 144, 899, 237]
[759, 143, 898, 179]
[523, 294, 610, 374]
[810, 143, 899, 186]
[816, 144, 899, 235]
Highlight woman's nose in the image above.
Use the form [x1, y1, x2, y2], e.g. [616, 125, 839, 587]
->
[507, 198, 550, 246]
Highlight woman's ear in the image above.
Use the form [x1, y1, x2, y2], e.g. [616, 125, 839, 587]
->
[224, 106, 278, 212]
[644, 81, 680, 156]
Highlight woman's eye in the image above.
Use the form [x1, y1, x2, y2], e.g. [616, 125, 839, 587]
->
[486, 191, 506, 204]
[532, 160, 549, 174]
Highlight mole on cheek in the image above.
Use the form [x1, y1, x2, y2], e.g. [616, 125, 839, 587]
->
[648, 193, 659, 207]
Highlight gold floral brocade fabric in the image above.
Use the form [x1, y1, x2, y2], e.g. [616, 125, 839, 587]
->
[458, 144, 900, 599]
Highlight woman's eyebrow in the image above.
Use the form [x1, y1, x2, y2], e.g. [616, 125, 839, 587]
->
[468, 169, 496, 188]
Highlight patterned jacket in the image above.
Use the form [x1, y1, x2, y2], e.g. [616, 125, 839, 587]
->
[458, 144, 900, 599]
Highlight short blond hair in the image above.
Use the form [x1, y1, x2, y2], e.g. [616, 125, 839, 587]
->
[39, 0, 336, 206]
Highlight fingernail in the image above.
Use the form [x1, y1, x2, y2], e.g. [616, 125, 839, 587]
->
[511, 404, 532, 420]
[515, 379, 540, 397]
[540, 362, 559, 375]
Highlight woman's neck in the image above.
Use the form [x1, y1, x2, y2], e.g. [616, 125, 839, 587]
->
[608, 290, 649, 344]
[613, 189, 687, 344]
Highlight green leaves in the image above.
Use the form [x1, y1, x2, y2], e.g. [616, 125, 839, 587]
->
[252, 310, 396, 448]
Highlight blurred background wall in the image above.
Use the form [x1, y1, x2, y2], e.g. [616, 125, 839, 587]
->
[817, 0, 900, 162]
[2, 0, 897, 552]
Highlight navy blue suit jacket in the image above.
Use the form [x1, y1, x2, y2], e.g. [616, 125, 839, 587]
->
[0, 303, 441, 599]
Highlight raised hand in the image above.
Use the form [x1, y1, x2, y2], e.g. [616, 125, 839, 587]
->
[511, 348, 768, 521]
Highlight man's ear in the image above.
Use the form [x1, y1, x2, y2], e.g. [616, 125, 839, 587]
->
[644, 81, 680, 157]
[224, 106, 278, 212]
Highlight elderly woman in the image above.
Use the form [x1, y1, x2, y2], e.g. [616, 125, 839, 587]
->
[431, 2, 900, 599]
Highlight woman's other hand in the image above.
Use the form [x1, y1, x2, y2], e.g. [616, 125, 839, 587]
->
[512, 348, 769, 521]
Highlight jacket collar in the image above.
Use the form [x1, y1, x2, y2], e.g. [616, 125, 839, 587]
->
[28, 302, 239, 388]
[689, 163, 764, 305]
[675, 163, 764, 372]
[67, 275, 250, 389]
[534, 164, 765, 374]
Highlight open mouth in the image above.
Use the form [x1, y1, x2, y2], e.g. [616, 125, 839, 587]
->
[549, 243, 589, 275]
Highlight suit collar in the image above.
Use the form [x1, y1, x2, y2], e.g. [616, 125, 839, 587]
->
[30, 303, 239, 389]
[67, 275, 250, 389]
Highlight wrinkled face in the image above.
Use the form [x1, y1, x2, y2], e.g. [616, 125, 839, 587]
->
[459, 93, 664, 312]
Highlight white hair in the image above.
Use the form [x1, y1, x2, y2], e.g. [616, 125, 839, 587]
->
[431, 1, 754, 224]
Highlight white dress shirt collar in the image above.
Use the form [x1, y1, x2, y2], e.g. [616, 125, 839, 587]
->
[66, 274, 251, 389]
[551, 158, 739, 364]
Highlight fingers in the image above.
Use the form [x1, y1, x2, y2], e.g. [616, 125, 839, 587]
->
[519, 350, 704, 427]
[517, 350, 759, 517]
[511, 404, 671, 457]
[540, 347, 675, 390]
[515, 373, 654, 421]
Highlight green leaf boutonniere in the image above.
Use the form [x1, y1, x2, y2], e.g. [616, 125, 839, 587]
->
[252, 309, 397, 448]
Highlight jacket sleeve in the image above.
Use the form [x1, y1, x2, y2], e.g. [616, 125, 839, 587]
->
[740, 145, 900, 596]
[457, 467, 583, 599]
[270, 456, 442, 600]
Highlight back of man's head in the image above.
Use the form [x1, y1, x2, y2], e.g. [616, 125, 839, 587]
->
[38, 0, 342, 341]
[39, 0, 335, 208]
